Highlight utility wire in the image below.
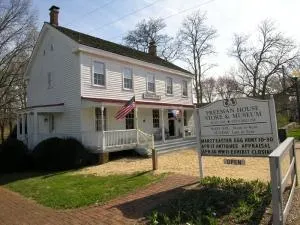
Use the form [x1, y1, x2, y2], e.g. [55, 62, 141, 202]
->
[87, 0, 163, 34]
[65, 0, 117, 27]
[107, 0, 216, 42]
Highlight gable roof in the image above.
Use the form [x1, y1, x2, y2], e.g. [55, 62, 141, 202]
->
[48, 23, 192, 75]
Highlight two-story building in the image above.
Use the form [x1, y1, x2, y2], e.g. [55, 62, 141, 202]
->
[17, 6, 196, 157]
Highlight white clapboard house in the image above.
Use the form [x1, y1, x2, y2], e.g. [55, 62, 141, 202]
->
[17, 6, 196, 155]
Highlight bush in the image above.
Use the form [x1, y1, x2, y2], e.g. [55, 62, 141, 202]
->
[32, 137, 88, 171]
[0, 138, 29, 173]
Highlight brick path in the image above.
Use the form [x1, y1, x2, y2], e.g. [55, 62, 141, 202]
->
[0, 174, 198, 225]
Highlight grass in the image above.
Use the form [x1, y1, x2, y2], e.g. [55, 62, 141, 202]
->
[287, 127, 300, 140]
[2, 171, 164, 209]
[148, 176, 271, 225]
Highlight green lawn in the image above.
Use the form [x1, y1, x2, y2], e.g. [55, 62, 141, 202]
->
[1, 171, 164, 209]
[287, 128, 300, 140]
[148, 177, 271, 225]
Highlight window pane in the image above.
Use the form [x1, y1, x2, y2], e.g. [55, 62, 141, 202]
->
[95, 107, 107, 131]
[148, 82, 155, 92]
[182, 80, 188, 96]
[124, 68, 132, 79]
[124, 78, 132, 89]
[126, 110, 134, 129]
[94, 62, 104, 74]
[152, 109, 160, 128]
[166, 77, 172, 94]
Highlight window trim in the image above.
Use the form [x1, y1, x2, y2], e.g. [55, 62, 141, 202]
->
[92, 61, 106, 87]
[146, 73, 156, 93]
[122, 67, 133, 91]
[165, 77, 173, 96]
[182, 80, 188, 97]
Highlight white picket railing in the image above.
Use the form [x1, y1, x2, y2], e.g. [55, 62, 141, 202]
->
[184, 126, 196, 137]
[138, 129, 154, 150]
[104, 129, 137, 148]
[269, 137, 298, 225]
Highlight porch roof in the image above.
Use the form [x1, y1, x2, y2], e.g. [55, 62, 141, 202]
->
[19, 103, 65, 113]
[81, 97, 194, 109]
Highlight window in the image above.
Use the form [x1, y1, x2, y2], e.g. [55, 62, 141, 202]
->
[166, 77, 173, 95]
[152, 109, 160, 128]
[123, 68, 133, 89]
[93, 61, 105, 86]
[125, 110, 134, 129]
[147, 73, 155, 92]
[182, 80, 188, 97]
[183, 110, 187, 126]
[49, 114, 55, 133]
[47, 72, 53, 89]
[95, 107, 107, 131]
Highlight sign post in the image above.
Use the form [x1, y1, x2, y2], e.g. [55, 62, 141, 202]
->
[196, 97, 279, 158]
[194, 107, 203, 179]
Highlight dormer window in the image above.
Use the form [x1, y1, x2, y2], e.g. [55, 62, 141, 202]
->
[93, 61, 105, 86]
[147, 73, 155, 93]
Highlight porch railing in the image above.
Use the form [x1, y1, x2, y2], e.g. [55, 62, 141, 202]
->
[104, 129, 137, 148]
[184, 126, 196, 137]
[138, 129, 154, 150]
[81, 129, 154, 152]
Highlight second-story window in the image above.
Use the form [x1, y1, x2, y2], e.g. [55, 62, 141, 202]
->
[93, 61, 105, 86]
[47, 72, 53, 89]
[166, 77, 173, 95]
[147, 73, 155, 93]
[123, 68, 133, 90]
[182, 80, 188, 97]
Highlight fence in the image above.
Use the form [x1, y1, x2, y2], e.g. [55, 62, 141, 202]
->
[269, 137, 298, 225]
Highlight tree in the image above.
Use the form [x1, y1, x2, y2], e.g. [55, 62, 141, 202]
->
[0, 0, 37, 141]
[178, 11, 217, 106]
[202, 77, 216, 103]
[230, 20, 300, 99]
[123, 18, 180, 61]
[215, 75, 241, 99]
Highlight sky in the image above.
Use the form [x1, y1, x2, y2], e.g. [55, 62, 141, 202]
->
[31, 0, 300, 76]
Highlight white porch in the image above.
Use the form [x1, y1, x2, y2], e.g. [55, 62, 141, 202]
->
[17, 104, 65, 150]
[80, 100, 196, 153]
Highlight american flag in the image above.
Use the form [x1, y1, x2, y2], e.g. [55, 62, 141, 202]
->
[115, 96, 136, 120]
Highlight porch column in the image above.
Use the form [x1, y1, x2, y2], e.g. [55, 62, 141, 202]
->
[22, 113, 25, 140]
[160, 108, 165, 143]
[33, 111, 38, 145]
[17, 113, 20, 139]
[135, 107, 139, 144]
[101, 106, 105, 151]
[181, 109, 185, 139]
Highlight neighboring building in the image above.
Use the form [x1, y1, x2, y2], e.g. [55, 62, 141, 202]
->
[17, 6, 196, 156]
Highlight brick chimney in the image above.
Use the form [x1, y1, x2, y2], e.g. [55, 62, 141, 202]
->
[49, 5, 60, 26]
[148, 41, 157, 56]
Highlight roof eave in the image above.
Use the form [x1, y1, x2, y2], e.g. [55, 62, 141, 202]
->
[77, 44, 193, 78]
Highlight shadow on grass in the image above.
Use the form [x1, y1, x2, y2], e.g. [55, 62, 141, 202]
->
[112, 177, 272, 225]
[0, 170, 72, 185]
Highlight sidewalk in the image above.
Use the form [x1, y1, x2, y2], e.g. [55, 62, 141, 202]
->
[0, 174, 198, 225]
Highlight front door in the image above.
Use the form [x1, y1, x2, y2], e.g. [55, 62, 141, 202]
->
[169, 119, 175, 136]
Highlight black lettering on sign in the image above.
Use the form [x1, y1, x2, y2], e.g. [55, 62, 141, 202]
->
[223, 159, 246, 165]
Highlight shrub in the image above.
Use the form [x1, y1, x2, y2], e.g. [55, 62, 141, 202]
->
[0, 138, 29, 173]
[32, 137, 88, 171]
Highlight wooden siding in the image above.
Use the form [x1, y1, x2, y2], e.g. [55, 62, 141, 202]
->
[26, 24, 81, 140]
[80, 53, 193, 105]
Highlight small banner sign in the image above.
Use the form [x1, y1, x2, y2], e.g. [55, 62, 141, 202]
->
[197, 97, 279, 157]
[223, 159, 246, 165]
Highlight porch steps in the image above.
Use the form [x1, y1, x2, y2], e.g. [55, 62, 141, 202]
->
[155, 137, 197, 154]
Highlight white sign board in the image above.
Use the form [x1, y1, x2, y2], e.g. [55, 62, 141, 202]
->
[197, 97, 279, 157]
